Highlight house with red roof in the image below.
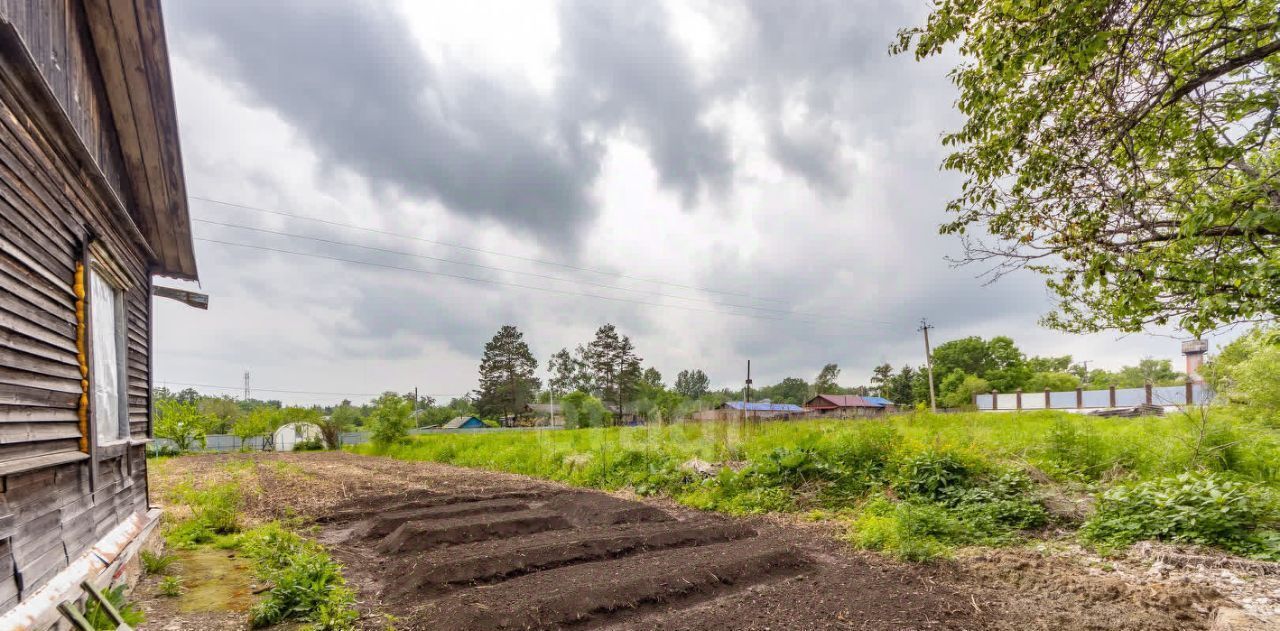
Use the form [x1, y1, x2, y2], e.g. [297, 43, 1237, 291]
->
[803, 394, 896, 417]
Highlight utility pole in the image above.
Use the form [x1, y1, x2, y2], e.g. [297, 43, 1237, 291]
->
[918, 319, 937, 413]
[743, 360, 753, 423]
[243, 370, 251, 401]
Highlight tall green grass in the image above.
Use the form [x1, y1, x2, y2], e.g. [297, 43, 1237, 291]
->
[357, 410, 1280, 560]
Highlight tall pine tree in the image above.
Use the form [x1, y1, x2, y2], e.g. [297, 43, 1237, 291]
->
[582, 324, 642, 416]
[475, 325, 541, 424]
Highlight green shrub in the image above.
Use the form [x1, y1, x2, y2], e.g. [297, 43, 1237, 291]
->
[849, 498, 958, 561]
[894, 450, 975, 500]
[84, 584, 145, 629]
[294, 437, 326, 451]
[1041, 419, 1111, 479]
[158, 576, 183, 597]
[241, 523, 358, 630]
[167, 481, 241, 547]
[1081, 472, 1280, 559]
[140, 550, 174, 575]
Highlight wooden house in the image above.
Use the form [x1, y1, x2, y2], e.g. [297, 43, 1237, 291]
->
[802, 394, 895, 417]
[443, 416, 486, 429]
[0, 0, 198, 626]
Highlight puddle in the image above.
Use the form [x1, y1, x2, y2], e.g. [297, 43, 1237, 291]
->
[174, 548, 257, 613]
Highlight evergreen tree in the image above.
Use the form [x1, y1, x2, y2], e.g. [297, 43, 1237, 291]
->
[582, 323, 642, 415]
[475, 325, 541, 423]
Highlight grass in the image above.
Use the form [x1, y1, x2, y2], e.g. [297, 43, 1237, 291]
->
[159, 461, 358, 629]
[355, 410, 1280, 561]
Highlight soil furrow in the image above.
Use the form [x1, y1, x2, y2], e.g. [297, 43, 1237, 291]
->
[359, 497, 532, 539]
[413, 537, 809, 631]
[378, 508, 573, 552]
[389, 520, 758, 596]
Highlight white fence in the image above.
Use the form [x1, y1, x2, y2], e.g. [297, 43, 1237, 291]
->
[974, 383, 1212, 411]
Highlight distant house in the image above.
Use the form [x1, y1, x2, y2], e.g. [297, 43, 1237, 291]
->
[803, 394, 895, 417]
[443, 416, 487, 429]
[693, 400, 804, 421]
[529, 403, 562, 427]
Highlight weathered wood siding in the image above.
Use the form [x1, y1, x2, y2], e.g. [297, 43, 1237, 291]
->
[0, 1, 152, 608]
[0, 0, 134, 212]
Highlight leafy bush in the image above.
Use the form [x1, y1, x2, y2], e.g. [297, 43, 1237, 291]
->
[850, 498, 958, 562]
[84, 584, 145, 629]
[1041, 419, 1111, 479]
[368, 393, 413, 448]
[1081, 472, 1280, 559]
[294, 437, 326, 451]
[154, 398, 210, 452]
[166, 481, 241, 547]
[140, 550, 174, 575]
[158, 576, 183, 597]
[241, 523, 358, 630]
[894, 450, 975, 500]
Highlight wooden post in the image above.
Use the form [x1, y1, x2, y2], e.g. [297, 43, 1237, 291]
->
[1109, 385, 1116, 407]
[1075, 387, 1083, 409]
[1044, 388, 1051, 409]
[1015, 388, 1023, 410]
[1185, 379, 1194, 405]
[1145, 381, 1153, 405]
[991, 390, 999, 410]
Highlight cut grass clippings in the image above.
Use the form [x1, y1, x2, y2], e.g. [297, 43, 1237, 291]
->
[355, 410, 1280, 561]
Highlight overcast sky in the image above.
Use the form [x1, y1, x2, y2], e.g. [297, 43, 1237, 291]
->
[152, 0, 1223, 405]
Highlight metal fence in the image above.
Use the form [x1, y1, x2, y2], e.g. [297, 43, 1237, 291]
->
[974, 382, 1212, 411]
[153, 425, 555, 454]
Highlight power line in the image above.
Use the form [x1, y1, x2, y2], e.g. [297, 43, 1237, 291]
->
[195, 236, 840, 324]
[189, 194, 794, 305]
[158, 380, 467, 398]
[193, 217, 895, 326]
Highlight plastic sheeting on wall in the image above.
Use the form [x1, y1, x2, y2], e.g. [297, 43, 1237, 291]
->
[89, 270, 122, 444]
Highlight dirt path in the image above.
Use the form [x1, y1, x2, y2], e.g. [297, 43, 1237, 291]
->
[140, 452, 1226, 630]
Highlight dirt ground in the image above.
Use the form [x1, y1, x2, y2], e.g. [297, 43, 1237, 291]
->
[136, 452, 1257, 630]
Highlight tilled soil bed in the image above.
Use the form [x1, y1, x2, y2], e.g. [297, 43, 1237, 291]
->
[140, 452, 1229, 630]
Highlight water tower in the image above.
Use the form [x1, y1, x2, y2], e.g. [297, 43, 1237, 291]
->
[1182, 339, 1208, 383]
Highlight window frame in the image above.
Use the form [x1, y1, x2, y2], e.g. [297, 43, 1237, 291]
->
[87, 254, 130, 448]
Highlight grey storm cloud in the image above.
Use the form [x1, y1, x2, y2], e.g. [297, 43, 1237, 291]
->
[167, 0, 598, 242]
[556, 0, 732, 203]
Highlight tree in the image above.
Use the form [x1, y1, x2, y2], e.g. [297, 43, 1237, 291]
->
[547, 348, 580, 398]
[931, 336, 1028, 392]
[885, 365, 919, 407]
[232, 408, 277, 448]
[896, 1, 1280, 335]
[758, 377, 809, 405]
[674, 369, 710, 399]
[1025, 372, 1081, 392]
[582, 324, 642, 415]
[560, 391, 611, 429]
[154, 398, 210, 452]
[475, 325, 541, 423]
[368, 392, 413, 448]
[318, 403, 359, 449]
[642, 367, 663, 389]
[814, 363, 841, 393]
[1027, 355, 1073, 374]
[940, 374, 992, 409]
[869, 363, 893, 396]
[197, 396, 241, 434]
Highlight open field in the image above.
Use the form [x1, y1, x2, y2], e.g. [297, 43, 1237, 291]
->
[136, 450, 1280, 630]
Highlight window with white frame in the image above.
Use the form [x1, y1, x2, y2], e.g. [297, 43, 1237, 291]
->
[89, 264, 128, 445]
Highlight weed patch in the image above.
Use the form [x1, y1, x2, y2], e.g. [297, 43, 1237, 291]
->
[240, 523, 357, 630]
[1081, 472, 1280, 560]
